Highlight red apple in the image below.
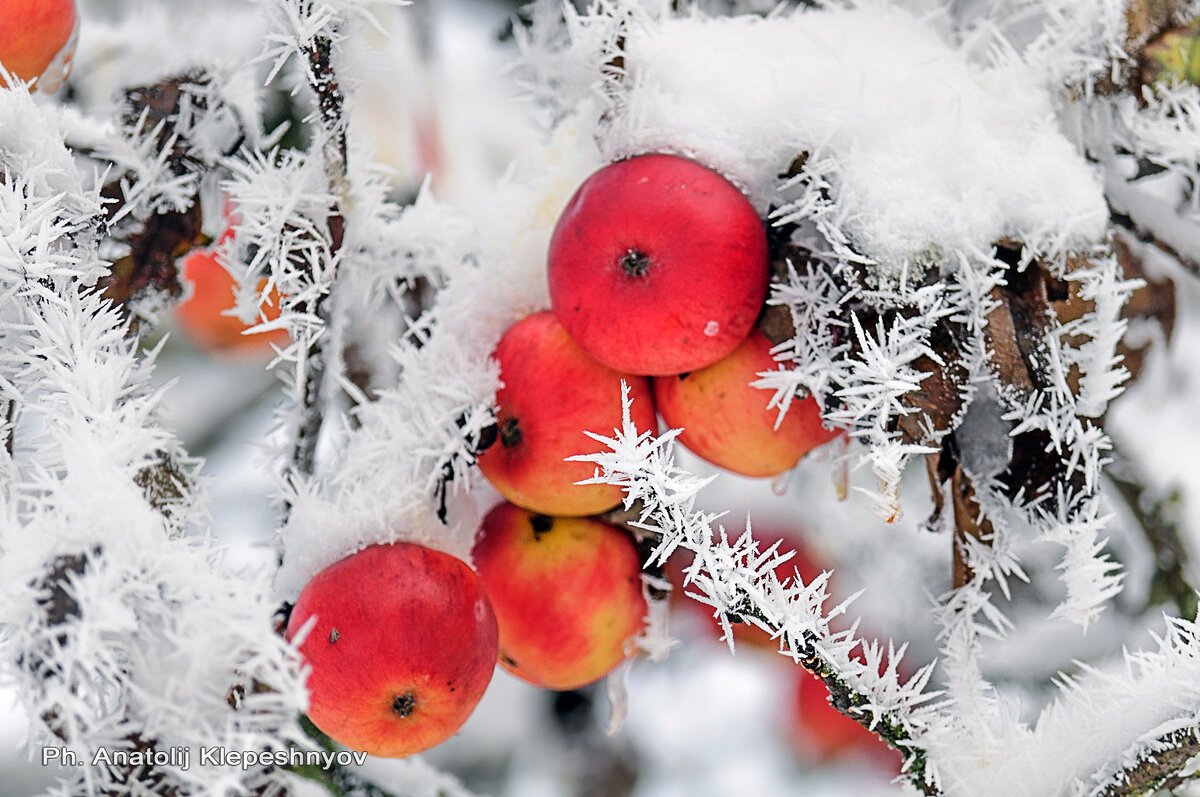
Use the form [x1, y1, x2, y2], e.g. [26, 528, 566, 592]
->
[475, 311, 657, 516]
[548, 153, 769, 376]
[792, 666, 883, 761]
[175, 226, 291, 355]
[653, 329, 840, 477]
[286, 542, 499, 758]
[472, 502, 647, 690]
[790, 659, 900, 767]
[0, 0, 76, 92]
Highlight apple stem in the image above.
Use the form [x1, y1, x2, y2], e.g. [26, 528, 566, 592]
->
[391, 692, 417, 719]
[499, 417, 522, 448]
[619, 249, 651, 277]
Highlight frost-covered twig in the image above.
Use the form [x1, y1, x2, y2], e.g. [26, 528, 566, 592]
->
[1096, 729, 1200, 796]
[257, 2, 355, 484]
[0, 82, 307, 796]
[574, 385, 942, 793]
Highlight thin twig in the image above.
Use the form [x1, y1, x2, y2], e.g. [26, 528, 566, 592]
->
[1094, 729, 1200, 796]
[1110, 208, 1200, 280]
[1107, 451, 1198, 620]
[286, 34, 348, 487]
[4, 397, 14, 457]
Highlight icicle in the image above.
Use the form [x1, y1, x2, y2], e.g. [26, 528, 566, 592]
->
[604, 657, 633, 736]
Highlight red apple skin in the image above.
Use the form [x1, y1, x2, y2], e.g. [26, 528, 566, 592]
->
[175, 227, 291, 355]
[0, 0, 76, 90]
[653, 329, 840, 477]
[548, 153, 769, 377]
[472, 502, 647, 691]
[286, 543, 499, 758]
[791, 667, 892, 762]
[476, 312, 657, 516]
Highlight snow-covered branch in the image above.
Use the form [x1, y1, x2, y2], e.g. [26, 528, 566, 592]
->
[0, 84, 307, 796]
[573, 384, 943, 792]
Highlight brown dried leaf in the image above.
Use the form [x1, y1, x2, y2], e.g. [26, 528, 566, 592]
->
[950, 465, 994, 590]
[984, 257, 1059, 405]
[897, 321, 969, 445]
[1127, 0, 1188, 52]
[98, 202, 202, 314]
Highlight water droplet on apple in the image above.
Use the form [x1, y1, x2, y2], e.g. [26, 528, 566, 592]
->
[703, 321, 719, 337]
[771, 471, 790, 496]
[475, 599, 487, 621]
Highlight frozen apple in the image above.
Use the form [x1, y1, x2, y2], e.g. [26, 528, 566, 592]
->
[175, 226, 290, 355]
[475, 311, 657, 516]
[0, 0, 77, 92]
[286, 542, 499, 758]
[548, 153, 769, 376]
[654, 329, 840, 477]
[472, 502, 647, 691]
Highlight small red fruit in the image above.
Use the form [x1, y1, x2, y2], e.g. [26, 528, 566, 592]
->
[175, 228, 290, 355]
[548, 153, 769, 376]
[475, 311, 657, 516]
[653, 329, 840, 477]
[792, 667, 880, 760]
[472, 502, 647, 691]
[287, 543, 499, 758]
[791, 661, 899, 766]
[0, 0, 77, 92]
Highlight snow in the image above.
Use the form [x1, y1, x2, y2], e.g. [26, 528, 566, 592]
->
[607, 7, 1109, 281]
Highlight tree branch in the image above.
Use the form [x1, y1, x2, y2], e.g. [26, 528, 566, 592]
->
[287, 34, 348, 486]
[1095, 729, 1200, 796]
[1110, 208, 1200, 280]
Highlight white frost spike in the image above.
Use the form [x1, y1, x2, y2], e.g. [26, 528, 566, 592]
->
[572, 384, 939, 775]
[0, 90, 306, 794]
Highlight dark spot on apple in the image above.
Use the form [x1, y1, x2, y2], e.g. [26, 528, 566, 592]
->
[619, 248, 651, 277]
[500, 417, 522, 448]
[329, 628, 339, 643]
[391, 692, 417, 719]
[529, 514, 554, 540]
[499, 651, 519, 668]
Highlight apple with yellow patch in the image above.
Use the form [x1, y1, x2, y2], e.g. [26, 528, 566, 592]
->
[654, 329, 840, 477]
[472, 502, 647, 690]
[476, 311, 656, 516]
